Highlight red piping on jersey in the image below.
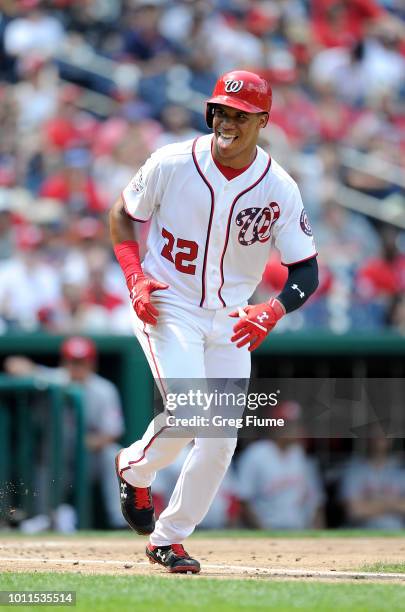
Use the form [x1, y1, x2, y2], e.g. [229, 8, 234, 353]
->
[142, 323, 168, 401]
[282, 253, 318, 267]
[119, 325, 170, 473]
[127, 425, 170, 467]
[120, 335, 169, 477]
[121, 192, 149, 223]
[217, 155, 272, 307]
[192, 137, 215, 308]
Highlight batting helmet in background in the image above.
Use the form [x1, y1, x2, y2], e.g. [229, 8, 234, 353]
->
[206, 70, 272, 128]
[61, 336, 97, 361]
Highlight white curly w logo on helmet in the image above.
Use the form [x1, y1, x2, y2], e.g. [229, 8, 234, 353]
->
[224, 79, 244, 93]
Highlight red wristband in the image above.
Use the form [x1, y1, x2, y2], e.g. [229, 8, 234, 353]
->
[113, 240, 143, 283]
[269, 297, 286, 320]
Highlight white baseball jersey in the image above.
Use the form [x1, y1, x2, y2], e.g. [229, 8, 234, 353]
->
[122, 134, 317, 309]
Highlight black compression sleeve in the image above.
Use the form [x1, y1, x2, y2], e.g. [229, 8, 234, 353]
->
[276, 257, 319, 313]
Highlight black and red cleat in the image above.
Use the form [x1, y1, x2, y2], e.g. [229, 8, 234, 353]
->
[115, 451, 155, 535]
[146, 543, 201, 574]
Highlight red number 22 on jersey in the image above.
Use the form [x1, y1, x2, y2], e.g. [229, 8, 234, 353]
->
[161, 228, 198, 275]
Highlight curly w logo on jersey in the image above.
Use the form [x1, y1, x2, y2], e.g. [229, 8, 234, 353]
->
[236, 203, 280, 246]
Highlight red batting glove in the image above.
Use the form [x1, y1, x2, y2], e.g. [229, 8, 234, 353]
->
[127, 273, 169, 326]
[113, 241, 169, 326]
[229, 298, 286, 352]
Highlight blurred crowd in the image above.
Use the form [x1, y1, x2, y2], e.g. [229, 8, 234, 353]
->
[0, 0, 405, 335]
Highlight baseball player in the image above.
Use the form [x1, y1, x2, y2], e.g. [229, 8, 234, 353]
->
[110, 70, 319, 573]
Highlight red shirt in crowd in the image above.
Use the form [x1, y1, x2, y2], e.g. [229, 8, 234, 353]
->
[40, 174, 105, 212]
[357, 255, 405, 298]
[312, 0, 384, 48]
[82, 289, 123, 311]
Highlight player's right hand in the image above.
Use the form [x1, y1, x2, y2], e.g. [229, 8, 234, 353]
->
[127, 273, 169, 325]
[4, 356, 36, 376]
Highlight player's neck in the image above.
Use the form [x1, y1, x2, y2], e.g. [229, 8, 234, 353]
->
[211, 142, 258, 169]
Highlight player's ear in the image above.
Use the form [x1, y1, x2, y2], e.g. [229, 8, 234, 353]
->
[259, 113, 269, 128]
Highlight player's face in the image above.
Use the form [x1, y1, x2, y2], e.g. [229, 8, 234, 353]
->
[212, 105, 268, 168]
[64, 358, 94, 382]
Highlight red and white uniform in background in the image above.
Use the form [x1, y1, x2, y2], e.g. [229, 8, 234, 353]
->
[118, 133, 316, 546]
[238, 440, 325, 529]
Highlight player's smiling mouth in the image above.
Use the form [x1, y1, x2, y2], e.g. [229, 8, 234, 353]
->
[217, 131, 238, 148]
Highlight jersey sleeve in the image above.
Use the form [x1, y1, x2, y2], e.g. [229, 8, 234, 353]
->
[272, 183, 317, 266]
[121, 152, 162, 222]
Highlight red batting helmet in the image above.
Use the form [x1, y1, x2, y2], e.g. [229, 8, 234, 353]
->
[271, 401, 302, 422]
[206, 70, 272, 128]
[61, 336, 97, 361]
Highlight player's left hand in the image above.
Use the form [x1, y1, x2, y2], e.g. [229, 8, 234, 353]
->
[127, 273, 169, 325]
[229, 298, 285, 352]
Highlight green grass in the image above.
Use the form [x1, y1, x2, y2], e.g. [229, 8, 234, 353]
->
[359, 563, 405, 574]
[2, 529, 405, 539]
[0, 573, 404, 612]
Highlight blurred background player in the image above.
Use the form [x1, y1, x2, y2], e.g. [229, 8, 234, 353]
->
[237, 402, 325, 530]
[340, 424, 405, 529]
[5, 336, 125, 531]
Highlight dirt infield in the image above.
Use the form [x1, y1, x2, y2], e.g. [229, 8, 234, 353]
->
[1, 536, 404, 582]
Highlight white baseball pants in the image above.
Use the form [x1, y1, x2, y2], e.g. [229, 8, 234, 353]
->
[118, 297, 250, 545]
